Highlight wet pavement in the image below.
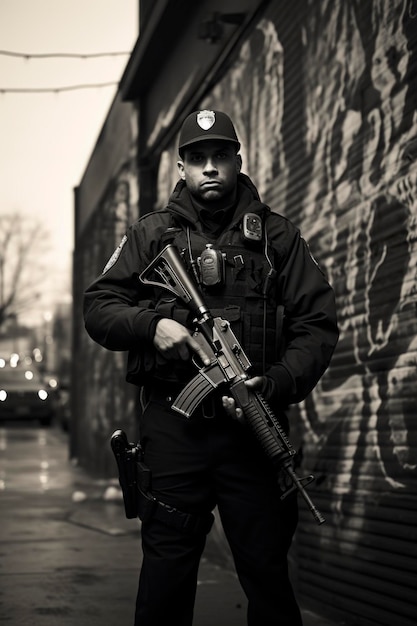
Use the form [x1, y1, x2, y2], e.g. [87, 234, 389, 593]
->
[0, 423, 339, 625]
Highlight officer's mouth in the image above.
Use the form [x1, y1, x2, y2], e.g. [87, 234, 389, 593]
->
[201, 180, 221, 189]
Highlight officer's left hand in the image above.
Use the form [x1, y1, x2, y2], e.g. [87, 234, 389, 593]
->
[221, 376, 264, 422]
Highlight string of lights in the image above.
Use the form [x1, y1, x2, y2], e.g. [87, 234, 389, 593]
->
[0, 49, 130, 93]
[0, 49, 131, 59]
[0, 82, 119, 94]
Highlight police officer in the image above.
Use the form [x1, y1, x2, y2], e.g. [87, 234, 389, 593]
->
[84, 110, 338, 625]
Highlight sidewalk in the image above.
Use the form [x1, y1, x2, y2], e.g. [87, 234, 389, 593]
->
[0, 425, 340, 625]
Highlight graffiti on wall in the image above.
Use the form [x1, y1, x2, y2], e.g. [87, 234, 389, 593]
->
[299, 0, 417, 521]
[155, 0, 417, 547]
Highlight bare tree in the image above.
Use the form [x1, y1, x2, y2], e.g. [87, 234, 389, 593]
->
[0, 212, 50, 329]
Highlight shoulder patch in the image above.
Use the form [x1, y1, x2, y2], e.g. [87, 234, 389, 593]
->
[102, 235, 128, 274]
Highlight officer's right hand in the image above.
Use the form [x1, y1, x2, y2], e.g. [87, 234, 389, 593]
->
[153, 318, 211, 366]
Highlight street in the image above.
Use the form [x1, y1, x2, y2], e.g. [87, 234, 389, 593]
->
[0, 422, 337, 625]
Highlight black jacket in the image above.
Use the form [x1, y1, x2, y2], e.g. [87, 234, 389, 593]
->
[84, 174, 338, 405]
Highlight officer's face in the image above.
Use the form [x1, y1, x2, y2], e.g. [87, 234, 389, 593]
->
[177, 140, 241, 204]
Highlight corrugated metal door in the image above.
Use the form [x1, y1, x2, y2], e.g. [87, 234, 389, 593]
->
[180, 1, 417, 623]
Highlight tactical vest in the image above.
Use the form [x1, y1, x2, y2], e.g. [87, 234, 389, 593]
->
[126, 214, 284, 387]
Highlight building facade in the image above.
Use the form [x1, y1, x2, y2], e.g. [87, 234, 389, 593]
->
[73, 1, 417, 623]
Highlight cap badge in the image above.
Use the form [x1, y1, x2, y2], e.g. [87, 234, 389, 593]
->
[197, 110, 215, 131]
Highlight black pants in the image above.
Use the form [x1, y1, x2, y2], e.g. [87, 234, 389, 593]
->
[135, 394, 302, 626]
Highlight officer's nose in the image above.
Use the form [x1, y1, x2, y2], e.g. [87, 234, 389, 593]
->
[203, 158, 218, 175]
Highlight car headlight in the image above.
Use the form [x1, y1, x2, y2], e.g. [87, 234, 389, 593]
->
[0, 390, 7, 401]
[38, 389, 49, 401]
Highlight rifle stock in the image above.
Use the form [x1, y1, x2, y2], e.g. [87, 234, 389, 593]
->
[140, 244, 325, 525]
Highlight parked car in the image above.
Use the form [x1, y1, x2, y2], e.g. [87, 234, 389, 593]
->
[0, 362, 56, 426]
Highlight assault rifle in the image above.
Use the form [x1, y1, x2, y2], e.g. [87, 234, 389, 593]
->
[139, 244, 325, 525]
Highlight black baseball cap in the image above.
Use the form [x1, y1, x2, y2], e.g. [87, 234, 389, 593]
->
[178, 110, 240, 156]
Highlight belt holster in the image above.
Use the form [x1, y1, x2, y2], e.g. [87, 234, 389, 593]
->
[110, 429, 214, 535]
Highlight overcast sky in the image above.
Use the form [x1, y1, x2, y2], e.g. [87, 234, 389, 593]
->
[0, 0, 138, 323]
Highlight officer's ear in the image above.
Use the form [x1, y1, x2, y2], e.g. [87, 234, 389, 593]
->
[236, 154, 242, 174]
[177, 159, 185, 180]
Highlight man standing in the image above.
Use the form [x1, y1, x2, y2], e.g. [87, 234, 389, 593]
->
[84, 110, 338, 625]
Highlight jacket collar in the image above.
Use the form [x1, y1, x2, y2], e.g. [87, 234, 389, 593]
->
[167, 173, 266, 230]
